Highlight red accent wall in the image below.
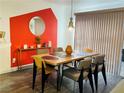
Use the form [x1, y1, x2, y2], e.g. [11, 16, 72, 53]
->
[10, 8, 57, 67]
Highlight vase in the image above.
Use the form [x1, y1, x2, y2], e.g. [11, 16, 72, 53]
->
[65, 45, 72, 56]
[23, 44, 28, 49]
[37, 44, 41, 48]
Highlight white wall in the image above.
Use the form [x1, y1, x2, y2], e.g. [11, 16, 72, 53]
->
[0, 0, 69, 74]
[0, 43, 11, 74]
[1, 0, 124, 74]
[0, 0, 69, 47]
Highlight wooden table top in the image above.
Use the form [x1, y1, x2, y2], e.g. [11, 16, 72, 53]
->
[32, 52, 99, 66]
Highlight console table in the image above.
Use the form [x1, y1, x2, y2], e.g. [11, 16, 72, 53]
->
[17, 47, 51, 70]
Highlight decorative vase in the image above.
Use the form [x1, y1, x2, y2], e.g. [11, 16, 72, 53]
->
[37, 44, 41, 48]
[23, 44, 28, 49]
[65, 45, 72, 56]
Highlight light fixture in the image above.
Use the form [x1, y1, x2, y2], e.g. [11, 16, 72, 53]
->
[68, 0, 74, 31]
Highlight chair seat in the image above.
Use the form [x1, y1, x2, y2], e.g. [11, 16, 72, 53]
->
[98, 65, 103, 71]
[63, 68, 88, 81]
[37, 65, 55, 75]
[54, 64, 73, 71]
[92, 64, 103, 73]
[64, 63, 74, 67]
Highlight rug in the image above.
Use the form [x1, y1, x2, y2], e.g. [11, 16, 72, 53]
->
[110, 79, 124, 93]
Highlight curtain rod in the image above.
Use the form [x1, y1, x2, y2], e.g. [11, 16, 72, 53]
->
[75, 7, 124, 15]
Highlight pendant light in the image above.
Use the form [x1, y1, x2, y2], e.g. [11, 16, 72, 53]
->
[68, 0, 74, 31]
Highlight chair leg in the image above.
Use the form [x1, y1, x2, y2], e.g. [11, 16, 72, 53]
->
[32, 62, 37, 90]
[60, 74, 63, 90]
[57, 65, 61, 91]
[60, 65, 64, 90]
[74, 61, 77, 68]
[41, 62, 47, 93]
[102, 64, 107, 85]
[73, 81, 76, 93]
[41, 74, 46, 93]
[94, 69, 98, 91]
[88, 73, 94, 93]
[79, 78, 83, 93]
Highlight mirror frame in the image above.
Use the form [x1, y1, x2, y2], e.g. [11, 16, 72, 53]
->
[29, 16, 45, 36]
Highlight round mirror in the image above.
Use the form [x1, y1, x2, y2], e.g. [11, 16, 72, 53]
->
[29, 16, 45, 36]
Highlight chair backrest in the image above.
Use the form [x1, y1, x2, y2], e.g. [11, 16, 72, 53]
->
[53, 47, 64, 56]
[37, 49, 49, 54]
[53, 47, 63, 52]
[83, 48, 93, 53]
[78, 58, 92, 70]
[32, 55, 46, 69]
[92, 54, 105, 64]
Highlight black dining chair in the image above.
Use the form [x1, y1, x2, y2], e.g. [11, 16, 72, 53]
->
[92, 54, 107, 91]
[53, 47, 64, 53]
[32, 56, 56, 93]
[37, 49, 49, 54]
[60, 58, 94, 93]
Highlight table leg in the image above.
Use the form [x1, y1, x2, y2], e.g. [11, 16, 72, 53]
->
[17, 50, 22, 70]
[74, 60, 77, 68]
[57, 65, 61, 91]
[19, 50, 23, 70]
[17, 50, 20, 70]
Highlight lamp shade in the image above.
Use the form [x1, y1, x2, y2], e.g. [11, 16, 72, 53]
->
[68, 17, 74, 31]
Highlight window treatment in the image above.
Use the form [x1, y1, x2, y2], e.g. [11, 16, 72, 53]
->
[74, 9, 124, 75]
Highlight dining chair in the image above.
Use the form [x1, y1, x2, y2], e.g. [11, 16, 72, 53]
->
[92, 54, 107, 91]
[53, 47, 67, 90]
[53, 47, 63, 53]
[53, 47, 64, 57]
[53, 47, 76, 68]
[60, 58, 94, 93]
[83, 48, 94, 53]
[75, 48, 94, 69]
[32, 56, 56, 93]
[37, 49, 49, 54]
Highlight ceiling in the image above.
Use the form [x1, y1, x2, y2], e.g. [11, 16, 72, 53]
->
[0, 0, 123, 11]
[0, 0, 121, 5]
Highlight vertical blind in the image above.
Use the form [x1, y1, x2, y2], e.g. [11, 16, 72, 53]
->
[75, 10, 124, 75]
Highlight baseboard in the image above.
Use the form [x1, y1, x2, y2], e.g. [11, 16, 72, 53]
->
[0, 63, 33, 75]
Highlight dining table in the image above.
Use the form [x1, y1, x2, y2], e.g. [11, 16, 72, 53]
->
[32, 51, 99, 90]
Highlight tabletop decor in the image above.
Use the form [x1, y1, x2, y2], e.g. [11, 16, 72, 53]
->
[0, 31, 5, 43]
[35, 36, 41, 48]
[65, 45, 72, 56]
[35, 36, 41, 44]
